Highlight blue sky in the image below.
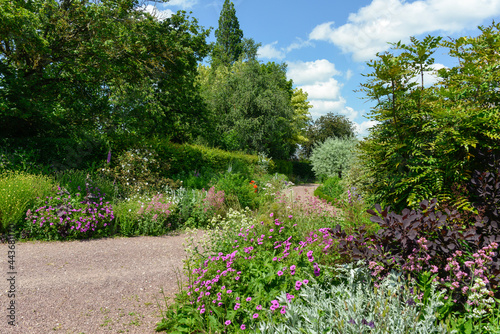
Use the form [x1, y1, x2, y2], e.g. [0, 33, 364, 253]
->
[145, 0, 500, 138]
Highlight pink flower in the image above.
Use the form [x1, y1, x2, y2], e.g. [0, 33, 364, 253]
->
[225, 320, 231, 326]
[253, 313, 259, 319]
[241, 324, 246, 330]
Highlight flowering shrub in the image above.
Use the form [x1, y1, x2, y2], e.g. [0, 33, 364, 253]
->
[159, 213, 332, 332]
[99, 148, 179, 196]
[322, 198, 500, 327]
[116, 193, 176, 236]
[24, 177, 114, 240]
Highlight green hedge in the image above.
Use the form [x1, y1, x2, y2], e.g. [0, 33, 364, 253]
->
[155, 142, 261, 178]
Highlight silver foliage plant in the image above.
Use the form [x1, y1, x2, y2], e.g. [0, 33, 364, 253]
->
[309, 136, 357, 179]
[256, 262, 447, 334]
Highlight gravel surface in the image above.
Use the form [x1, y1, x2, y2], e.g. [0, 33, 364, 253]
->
[1, 184, 326, 334]
[1, 234, 191, 334]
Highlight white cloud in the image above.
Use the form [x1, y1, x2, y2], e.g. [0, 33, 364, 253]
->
[355, 120, 379, 138]
[287, 59, 341, 85]
[310, 0, 500, 61]
[299, 78, 343, 100]
[410, 63, 447, 87]
[140, 5, 174, 20]
[257, 42, 286, 60]
[345, 69, 353, 80]
[165, 0, 198, 9]
[285, 38, 313, 53]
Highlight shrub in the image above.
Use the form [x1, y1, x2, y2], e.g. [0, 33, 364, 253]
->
[158, 213, 330, 332]
[213, 172, 257, 210]
[24, 177, 115, 240]
[323, 198, 500, 323]
[314, 176, 344, 202]
[100, 147, 179, 197]
[119, 193, 176, 236]
[0, 171, 57, 234]
[310, 136, 357, 179]
[258, 263, 447, 334]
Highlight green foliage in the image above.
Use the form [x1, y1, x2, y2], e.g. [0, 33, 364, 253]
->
[310, 137, 358, 179]
[113, 194, 176, 236]
[0, 171, 57, 233]
[100, 147, 179, 197]
[156, 141, 261, 178]
[301, 112, 357, 158]
[212, 172, 257, 210]
[211, 0, 243, 67]
[258, 264, 447, 334]
[290, 88, 313, 148]
[359, 24, 500, 212]
[197, 60, 296, 160]
[24, 181, 115, 240]
[0, 0, 210, 143]
[53, 169, 118, 202]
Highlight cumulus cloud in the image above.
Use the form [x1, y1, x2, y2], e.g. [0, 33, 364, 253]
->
[139, 5, 174, 20]
[299, 78, 343, 100]
[355, 120, 379, 138]
[310, 0, 500, 61]
[287, 59, 341, 85]
[257, 42, 286, 60]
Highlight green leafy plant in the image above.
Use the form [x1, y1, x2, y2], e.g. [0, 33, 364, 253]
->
[0, 171, 57, 234]
[258, 263, 447, 334]
[310, 137, 357, 179]
[24, 177, 115, 240]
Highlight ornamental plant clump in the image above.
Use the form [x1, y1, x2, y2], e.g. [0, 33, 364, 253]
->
[24, 176, 114, 240]
[258, 263, 447, 334]
[322, 198, 500, 324]
[158, 213, 332, 332]
[118, 193, 176, 236]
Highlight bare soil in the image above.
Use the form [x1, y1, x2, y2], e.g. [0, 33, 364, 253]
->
[1, 184, 324, 334]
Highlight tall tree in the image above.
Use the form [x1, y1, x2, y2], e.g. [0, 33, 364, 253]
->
[290, 88, 313, 151]
[0, 0, 210, 143]
[197, 60, 296, 159]
[358, 24, 500, 212]
[212, 0, 243, 67]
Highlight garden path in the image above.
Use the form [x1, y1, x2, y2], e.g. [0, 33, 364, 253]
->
[1, 184, 325, 334]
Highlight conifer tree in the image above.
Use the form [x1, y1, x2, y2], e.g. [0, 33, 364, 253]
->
[212, 0, 243, 67]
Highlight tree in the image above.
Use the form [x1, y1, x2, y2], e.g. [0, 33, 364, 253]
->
[0, 0, 210, 144]
[358, 24, 500, 212]
[211, 0, 243, 68]
[197, 60, 296, 159]
[302, 112, 356, 158]
[290, 88, 313, 150]
[310, 137, 358, 179]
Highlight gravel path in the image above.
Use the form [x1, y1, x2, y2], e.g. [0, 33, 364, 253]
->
[1, 234, 189, 334]
[1, 184, 325, 334]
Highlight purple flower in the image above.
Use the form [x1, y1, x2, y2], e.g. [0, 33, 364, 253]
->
[246, 297, 252, 302]
[277, 271, 284, 276]
[241, 324, 246, 330]
[253, 313, 259, 319]
[227, 290, 232, 294]
[225, 320, 231, 326]
[256, 305, 262, 310]
[107, 150, 111, 164]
